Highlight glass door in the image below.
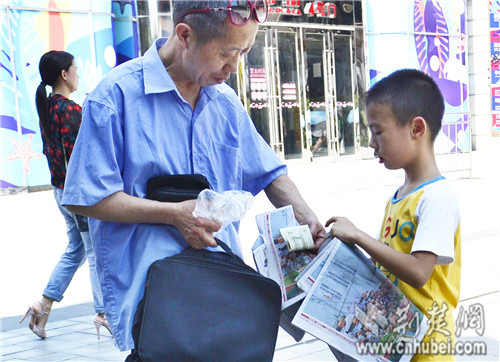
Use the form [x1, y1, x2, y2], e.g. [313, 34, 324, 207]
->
[265, 29, 283, 157]
[245, 30, 272, 146]
[324, 31, 339, 157]
[276, 30, 303, 159]
[334, 34, 356, 155]
[303, 31, 335, 158]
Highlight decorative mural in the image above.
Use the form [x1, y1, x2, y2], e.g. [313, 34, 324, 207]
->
[365, 0, 469, 154]
[1, 0, 138, 189]
[490, 0, 500, 133]
[112, 0, 139, 65]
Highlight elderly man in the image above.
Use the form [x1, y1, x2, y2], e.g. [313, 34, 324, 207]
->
[63, 0, 326, 355]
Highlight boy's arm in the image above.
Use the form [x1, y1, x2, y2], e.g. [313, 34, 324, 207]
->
[326, 216, 437, 289]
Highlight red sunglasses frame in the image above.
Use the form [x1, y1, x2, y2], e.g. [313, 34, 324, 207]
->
[177, 0, 268, 26]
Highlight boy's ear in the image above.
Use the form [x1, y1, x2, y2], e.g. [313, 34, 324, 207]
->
[410, 116, 427, 140]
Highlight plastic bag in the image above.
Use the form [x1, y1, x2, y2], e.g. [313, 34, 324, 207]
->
[192, 189, 254, 229]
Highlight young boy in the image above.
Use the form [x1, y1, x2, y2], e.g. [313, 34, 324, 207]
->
[327, 69, 461, 361]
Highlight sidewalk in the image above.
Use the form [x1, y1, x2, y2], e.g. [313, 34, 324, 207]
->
[1, 136, 499, 361]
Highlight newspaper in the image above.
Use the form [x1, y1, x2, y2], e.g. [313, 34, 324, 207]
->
[291, 238, 429, 362]
[295, 237, 337, 293]
[254, 206, 316, 309]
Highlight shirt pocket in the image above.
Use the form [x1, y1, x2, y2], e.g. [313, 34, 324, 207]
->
[201, 140, 241, 192]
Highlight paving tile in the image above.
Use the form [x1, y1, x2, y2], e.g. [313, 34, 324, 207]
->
[25, 351, 83, 361]
[44, 320, 82, 330]
[274, 339, 332, 361]
[1, 331, 22, 340]
[65, 316, 95, 324]
[283, 348, 335, 361]
[69, 345, 128, 361]
[1, 343, 32, 356]
[1, 333, 41, 346]
[3, 328, 36, 338]
[2, 346, 55, 361]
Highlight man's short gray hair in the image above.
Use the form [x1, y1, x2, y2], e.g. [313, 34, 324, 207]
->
[173, 1, 230, 43]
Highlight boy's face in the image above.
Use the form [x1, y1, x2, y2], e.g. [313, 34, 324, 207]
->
[366, 103, 415, 170]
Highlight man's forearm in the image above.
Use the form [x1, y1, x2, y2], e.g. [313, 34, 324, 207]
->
[66, 191, 182, 225]
[265, 174, 326, 248]
[264, 174, 311, 222]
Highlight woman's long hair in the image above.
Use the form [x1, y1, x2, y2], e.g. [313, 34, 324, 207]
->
[35, 51, 74, 146]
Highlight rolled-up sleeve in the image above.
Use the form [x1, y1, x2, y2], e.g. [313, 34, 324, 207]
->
[238, 107, 287, 195]
[62, 99, 125, 207]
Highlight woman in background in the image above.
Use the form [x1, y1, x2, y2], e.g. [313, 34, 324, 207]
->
[20, 50, 111, 340]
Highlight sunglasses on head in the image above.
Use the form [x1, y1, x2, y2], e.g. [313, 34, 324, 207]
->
[178, 0, 268, 26]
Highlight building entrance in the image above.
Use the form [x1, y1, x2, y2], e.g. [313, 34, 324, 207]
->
[242, 27, 357, 160]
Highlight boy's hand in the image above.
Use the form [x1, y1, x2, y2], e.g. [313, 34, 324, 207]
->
[325, 216, 359, 245]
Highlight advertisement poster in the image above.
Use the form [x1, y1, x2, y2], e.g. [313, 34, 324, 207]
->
[1, 0, 139, 189]
[365, 0, 470, 153]
[491, 0, 500, 132]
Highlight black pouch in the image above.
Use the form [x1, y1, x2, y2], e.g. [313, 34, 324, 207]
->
[145, 174, 211, 202]
[132, 239, 282, 362]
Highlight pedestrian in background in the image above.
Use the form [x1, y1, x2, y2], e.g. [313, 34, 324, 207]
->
[20, 50, 111, 340]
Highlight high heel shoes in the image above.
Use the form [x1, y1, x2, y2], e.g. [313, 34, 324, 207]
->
[19, 302, 50, 339]
[94, 314, 113, 340]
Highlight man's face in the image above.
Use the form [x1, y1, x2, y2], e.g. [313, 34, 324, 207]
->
[185, 17, 258, 87]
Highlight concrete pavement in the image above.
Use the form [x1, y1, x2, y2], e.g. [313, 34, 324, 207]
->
[1, 136, 499, 361]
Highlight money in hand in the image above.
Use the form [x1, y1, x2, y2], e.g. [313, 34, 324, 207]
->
[280, 225, 314, 251]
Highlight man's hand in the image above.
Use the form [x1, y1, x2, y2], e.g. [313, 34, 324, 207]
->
[170, 200, 221, 249]
[299, 214, 327, 251]
[264, 174, 326, 251]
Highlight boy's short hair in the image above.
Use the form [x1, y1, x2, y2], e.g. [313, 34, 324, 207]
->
[366, 69, 444, 141]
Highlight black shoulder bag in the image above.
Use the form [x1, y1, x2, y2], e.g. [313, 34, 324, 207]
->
[132, 175, 282, 361]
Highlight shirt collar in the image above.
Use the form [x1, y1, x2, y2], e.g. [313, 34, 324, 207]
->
[143, 38, 176, 94]
[143, 37, 222, 99]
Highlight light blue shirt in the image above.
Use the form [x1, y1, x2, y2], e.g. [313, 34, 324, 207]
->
[62, 38, 287, 351]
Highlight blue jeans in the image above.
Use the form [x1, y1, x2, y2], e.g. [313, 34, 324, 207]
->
[42, 187, 104, 314]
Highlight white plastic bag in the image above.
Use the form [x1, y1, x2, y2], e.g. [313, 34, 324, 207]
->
[192, 189, 254, 229]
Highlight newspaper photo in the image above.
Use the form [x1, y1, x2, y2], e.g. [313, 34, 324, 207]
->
[254, 206, 316, 309]
[295, 237, 337, 293]
[292, 238, 428, 362]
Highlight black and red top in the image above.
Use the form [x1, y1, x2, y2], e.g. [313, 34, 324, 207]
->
[42, 94, 82, 189]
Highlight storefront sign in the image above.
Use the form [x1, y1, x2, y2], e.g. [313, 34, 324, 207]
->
[282, 82, 297, 101]
[493, 113, 500, 131]
[250, 67, 268, 101]
[492, 87, 500, 111]
[304, 2, 337, 18]
[267, 1, 337, 18]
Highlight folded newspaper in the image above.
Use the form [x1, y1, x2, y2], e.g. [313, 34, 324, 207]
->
[253, 205, 316, 309]
[253, 207, 429, 361]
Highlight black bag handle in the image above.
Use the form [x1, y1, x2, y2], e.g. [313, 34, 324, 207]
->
[215, 238, 237, 259]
